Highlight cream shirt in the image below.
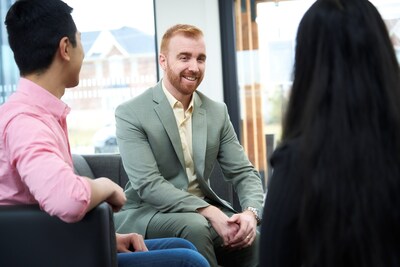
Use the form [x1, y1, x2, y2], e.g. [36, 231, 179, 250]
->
[162, 83, 204, 198]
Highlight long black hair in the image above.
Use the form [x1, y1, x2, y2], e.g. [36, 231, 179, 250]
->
[282, 0, 400, 266]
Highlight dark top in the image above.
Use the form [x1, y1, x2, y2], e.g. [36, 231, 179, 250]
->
[259, 140, 302, 267]
[260, 138, 400, 267]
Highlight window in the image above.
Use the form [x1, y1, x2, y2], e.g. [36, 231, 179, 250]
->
[257, 0, 400, 142]
[64, 0, 157, 154]
[234, 0, 400, 185]
[0, 0, 18, 105]
[0, 0, 157, 154]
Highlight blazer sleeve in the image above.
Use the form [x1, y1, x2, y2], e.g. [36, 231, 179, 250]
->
[216, 104, 264, 211]
[115, 102, 210, 213]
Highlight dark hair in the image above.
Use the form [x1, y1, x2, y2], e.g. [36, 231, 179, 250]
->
[282, 0, 400, 266]
[5, 0, 77, 75]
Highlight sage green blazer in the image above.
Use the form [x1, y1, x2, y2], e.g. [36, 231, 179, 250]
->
[114, 81, 264, 235]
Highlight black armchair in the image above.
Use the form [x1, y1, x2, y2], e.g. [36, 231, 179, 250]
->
[0, 202, 118, 267]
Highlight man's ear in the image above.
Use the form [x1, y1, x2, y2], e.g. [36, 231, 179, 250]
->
[159, 54, 167, 71]
[59, 37, 71, 61]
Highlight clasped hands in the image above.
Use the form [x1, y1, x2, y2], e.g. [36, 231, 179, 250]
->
[198, 205, 257, 250]
[225, 210, 257, 249]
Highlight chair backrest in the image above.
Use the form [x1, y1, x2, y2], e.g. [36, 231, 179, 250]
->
[209, 161, 240, 210]
[73, 153, 241, 210]
[72, 153, 96, 178]
[73, 153, 129, 188]
[0, 202, 118, 267]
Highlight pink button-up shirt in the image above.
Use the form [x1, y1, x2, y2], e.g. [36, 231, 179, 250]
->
[0, 78, 91, 223]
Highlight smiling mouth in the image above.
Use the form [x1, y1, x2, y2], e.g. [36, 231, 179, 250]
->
[184, 76, 197, 81]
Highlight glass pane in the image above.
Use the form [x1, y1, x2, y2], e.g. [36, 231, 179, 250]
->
[234, 0, 400, 184]
[0, 0, 156, 154]
[0, 0, 19, 105]
[256, 0, 314, 149]
[63, 0, 157, 154]
[370, 0, 400, 62]
[256, 0, 400, 148]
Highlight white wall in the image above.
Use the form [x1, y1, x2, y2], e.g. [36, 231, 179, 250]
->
[154, 0, 224, 102]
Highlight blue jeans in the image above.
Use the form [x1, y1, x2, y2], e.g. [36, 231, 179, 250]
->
[117, 237, 210, 267]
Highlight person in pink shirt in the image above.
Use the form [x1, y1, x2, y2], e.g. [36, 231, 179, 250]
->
[0, 0, 209, 266]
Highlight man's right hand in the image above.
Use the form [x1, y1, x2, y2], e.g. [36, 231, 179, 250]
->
[102, 178, 126, 212]
[86, 177, 126, 212]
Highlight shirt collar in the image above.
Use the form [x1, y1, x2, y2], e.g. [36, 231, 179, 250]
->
[161, 79, 195, 111]
[17, 78, 70, 119]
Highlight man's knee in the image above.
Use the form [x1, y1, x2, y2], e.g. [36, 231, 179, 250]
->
[169, 237, 198, 250]
[178, 213, 211, 237]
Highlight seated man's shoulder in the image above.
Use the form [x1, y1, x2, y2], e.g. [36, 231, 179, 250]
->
[0, 101, 42, 129]
[117, 89, 153, 111]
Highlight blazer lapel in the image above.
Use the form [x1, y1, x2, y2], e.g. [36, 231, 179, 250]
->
[152, 83, 186, 170]
[192, 93, 207, 178]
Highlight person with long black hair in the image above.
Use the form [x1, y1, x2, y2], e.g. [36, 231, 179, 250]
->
[260, 0, 400, 266]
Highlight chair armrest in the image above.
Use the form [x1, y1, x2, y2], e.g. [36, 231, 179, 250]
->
[0, 202, 117, 267]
